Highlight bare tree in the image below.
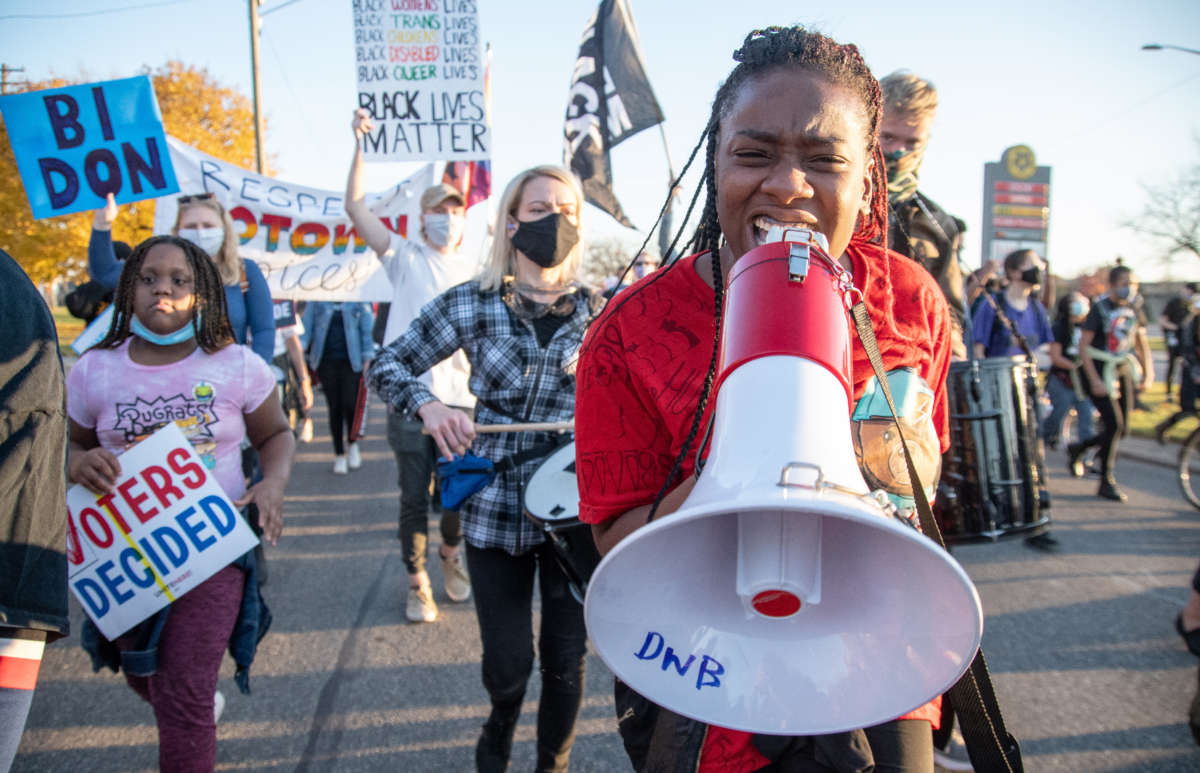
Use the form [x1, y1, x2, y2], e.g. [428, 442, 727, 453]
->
[1126, 146, 1200, 266]
[582, 235, 642, 288]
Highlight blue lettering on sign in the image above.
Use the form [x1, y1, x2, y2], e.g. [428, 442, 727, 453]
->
[634, 631, 725, 691]
[0, 75, 179, 219]
[95, 559, 135, 605]
[174, 506, 216, 552]
[119, 546, 157, 589]
[151, 524, 189, 568]
[198, 494, 238, 537]
[74, 577, 110, 619]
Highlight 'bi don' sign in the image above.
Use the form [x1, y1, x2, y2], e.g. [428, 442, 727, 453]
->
[0, 75, 179, 219]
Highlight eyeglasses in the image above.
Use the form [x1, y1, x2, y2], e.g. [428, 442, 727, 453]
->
[178, 192, 217, 205]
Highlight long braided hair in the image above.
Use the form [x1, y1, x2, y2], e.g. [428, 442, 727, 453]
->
[95, 235, 236, 354]
[603, 26, 889, 518]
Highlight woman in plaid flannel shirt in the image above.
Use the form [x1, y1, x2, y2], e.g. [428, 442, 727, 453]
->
[370, 165, 599, 773]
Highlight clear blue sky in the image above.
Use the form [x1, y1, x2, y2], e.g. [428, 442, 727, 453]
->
[2, 0, 1198, 281]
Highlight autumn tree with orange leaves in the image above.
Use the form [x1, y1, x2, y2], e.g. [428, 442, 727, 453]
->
[0, 62, 267, 283]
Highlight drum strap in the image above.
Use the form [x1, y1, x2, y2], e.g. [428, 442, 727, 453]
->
[983, 293, 1035, 360]
[850, 302, 1024, 773]
[491, 439, 562, 475]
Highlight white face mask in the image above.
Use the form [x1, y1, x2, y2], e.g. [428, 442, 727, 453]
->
[423, 213, 465, 248]
[178, 227, 225, 257]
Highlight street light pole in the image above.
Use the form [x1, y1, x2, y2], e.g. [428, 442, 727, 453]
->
[1142, 43, 1200, 56]
[248, 0, 265, 174]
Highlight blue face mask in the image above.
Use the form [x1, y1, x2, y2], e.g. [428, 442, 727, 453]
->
[1069, 300, 1087, 318]
[130, 314, 199, 345]
[1114, 286, 1133, 301]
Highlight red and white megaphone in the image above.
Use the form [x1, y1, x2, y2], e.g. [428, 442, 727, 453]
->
[584, 229, 983, 735]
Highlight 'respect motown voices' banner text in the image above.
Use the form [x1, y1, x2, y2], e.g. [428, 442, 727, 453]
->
[156, 136, 433, 301]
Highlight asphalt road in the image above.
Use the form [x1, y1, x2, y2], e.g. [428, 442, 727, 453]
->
[13, 393, 1200, 772]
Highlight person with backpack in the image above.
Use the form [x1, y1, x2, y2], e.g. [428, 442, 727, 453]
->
[970, 249, 1053, 360]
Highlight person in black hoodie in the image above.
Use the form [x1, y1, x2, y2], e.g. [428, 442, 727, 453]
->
[0, 250, 70, 769]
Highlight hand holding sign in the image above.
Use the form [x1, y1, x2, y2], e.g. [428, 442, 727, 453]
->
[352, 107, 375, 140]
[93, 192, 120, 231]
[69, 446, 123, 494]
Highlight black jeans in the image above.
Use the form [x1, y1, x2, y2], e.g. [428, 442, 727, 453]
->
[385, 410, 463, 576]
[1078, 370, 1133, 482]
[466, 542, 588, 773]
[315, 357, 360, 456]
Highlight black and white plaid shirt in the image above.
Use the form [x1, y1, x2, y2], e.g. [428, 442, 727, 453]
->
[369, 281, 594, 555]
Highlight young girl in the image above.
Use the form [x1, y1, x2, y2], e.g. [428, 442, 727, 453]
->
[89, 192, 276, 364]
[67, 235, 294, 773]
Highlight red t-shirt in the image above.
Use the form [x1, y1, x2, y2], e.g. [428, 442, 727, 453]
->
[575, 242, 952, 772]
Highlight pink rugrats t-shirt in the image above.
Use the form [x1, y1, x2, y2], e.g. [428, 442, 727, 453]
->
[67, 339, 276, 501]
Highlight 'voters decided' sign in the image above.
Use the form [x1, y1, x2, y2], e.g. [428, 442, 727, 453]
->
[66, 423, 258, 640]
[0, 75, 179, 219]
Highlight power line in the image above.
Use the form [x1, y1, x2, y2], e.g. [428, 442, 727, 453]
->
[262, 0, 305, 16]
[0, 0, 190, 21]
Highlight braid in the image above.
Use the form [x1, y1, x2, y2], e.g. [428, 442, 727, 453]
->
[649, 25, 887, 519]
[94, 235, 235, 354]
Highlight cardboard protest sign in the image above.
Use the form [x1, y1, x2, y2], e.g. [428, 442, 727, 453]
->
[353, 0, 490, 161]
[65, 422, 259, 640]
[0, 76, 178, 219]
[157, 137, 433, 301]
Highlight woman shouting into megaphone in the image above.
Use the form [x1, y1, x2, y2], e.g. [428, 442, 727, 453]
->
[575, 26, 954, 773]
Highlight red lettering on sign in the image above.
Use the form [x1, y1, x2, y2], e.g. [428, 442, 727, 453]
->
[117, 477, 158, 524]
[142, 464, 185, 510]
[167, 447, 206, 490]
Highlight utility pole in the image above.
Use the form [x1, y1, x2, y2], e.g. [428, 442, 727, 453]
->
[247, 1, 265, 173]
[1, 64, 28, 95]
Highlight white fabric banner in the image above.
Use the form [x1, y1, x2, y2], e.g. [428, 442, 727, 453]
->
[155, 136, 433, 301]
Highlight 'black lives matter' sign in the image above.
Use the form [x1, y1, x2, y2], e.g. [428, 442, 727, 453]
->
[352, 0, 490, 161]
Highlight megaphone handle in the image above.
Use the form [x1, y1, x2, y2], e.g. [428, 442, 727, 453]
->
[694, 410, 718, 476]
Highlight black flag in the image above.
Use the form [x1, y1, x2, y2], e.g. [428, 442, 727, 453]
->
[563, 0, 664, 228]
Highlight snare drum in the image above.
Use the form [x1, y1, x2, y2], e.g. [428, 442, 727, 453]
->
[522, 441, 601, 603]
[936, 357, 1050, 542]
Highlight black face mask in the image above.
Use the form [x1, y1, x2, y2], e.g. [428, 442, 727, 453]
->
[1020, 266, 1042, 286]
[510, 213, 579, 269]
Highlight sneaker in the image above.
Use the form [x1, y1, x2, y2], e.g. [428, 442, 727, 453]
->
[299, 417, 314, 443]
[406, 583, 438, 622]
[1066, 442, 1086, 478]
[442, 550, 471, 602]
[214, 690, 226, 723]
[347, 442, 362, 470]
[933, 725, 973, 771]
[476, 704, 520, 773]
[332, 455, 348, 475]
[1098, 479, 1127, 502]
[1156, 418, 1173, 446]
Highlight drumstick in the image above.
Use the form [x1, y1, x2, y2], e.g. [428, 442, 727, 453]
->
[422, 420, 575, 435]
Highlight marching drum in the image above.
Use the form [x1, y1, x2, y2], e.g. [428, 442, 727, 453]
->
[936, 356, 1051, 542]
[522, 441, 601, 603]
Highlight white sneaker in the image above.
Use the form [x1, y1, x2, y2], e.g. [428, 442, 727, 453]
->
[332, 455, 348, 475]
[441, 550, 471, 602]
[299, 418, 313, 443]
[406, 582, 438, 622]
[347, 442, 362, 470]
[213, 690, 225, 723]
